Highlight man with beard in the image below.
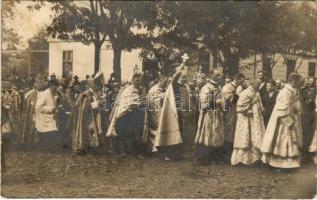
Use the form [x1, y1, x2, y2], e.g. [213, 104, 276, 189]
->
[16, 78, 45, 144]
[106, 72, 146, 156]
[72, 73, 106, 155]
[195, 69, 225, 164]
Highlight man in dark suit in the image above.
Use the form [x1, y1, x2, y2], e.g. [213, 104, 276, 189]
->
[262, 80, 278, 127]
[257, 71, 268, 102]
[301, 76, 316, 162]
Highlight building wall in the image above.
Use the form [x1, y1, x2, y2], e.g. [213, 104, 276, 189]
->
[49, 41, 142, 82]
[100, 47, 142, 82]
[49, 41, 316, 82]
[239, 54, 317, 80]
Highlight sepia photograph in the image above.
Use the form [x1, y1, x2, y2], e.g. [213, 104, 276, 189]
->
[1, 0, 317, 199]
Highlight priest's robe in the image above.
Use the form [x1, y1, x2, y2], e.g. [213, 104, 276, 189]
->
[106, 84, 145, 154]
[72, 90, 104, 154]
[145, 84, 165, 152]
[195, 81, 224, 147]
[8, 90, 21, 133]
[231, 86, 265, 165]
[16, 89, 38, 144]
[154, 82, 196, 154]
[222, 82, 239, 143]
[261, 84, 303, 168]
[1, 91, 13, 133]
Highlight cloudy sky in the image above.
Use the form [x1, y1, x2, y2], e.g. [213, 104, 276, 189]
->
[5, 1, 52, 48]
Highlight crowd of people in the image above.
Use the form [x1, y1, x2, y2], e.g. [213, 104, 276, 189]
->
[1, 55, 317, 172]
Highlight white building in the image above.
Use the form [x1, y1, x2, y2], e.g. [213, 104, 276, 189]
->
[48, 40, 142, 82]
[49, 39, 317, 83]
[239, 54, 317, 80]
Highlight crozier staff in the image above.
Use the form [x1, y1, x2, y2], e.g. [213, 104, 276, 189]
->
[155, 53, 196, 160]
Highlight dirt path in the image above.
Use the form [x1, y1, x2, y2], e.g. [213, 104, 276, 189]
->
[1, 144, 316, 198]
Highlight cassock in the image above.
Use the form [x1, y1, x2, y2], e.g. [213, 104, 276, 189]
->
[222, 82, 240, 143]
[16, 89, 38, 144]
[261, 84, 302, 168]
[308, 96, 317, 164]
[145, 84, 166, 152]
[72, 89, 105, 154]
[300, 86, 316, 152]
[231, 86, 265, 165]
[262, 90, 278, 127]
[258, 81, 267, 102]
[106, 84, 145, 154]
[195, 80, 224, 147]
[56, 88, 72, 146]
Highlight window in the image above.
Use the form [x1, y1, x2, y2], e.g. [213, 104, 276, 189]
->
[105, 44, 112, 50]
[62, 51, 73, 76]
[286, 59, 296, 79]
[308, 62, 316, 77]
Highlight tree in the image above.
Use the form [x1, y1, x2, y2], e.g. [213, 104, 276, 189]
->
[1, 0, 21, 50]
[100, 1, 158, 83]
[30, 0, 108, 75]
[27, 28, 49, 75]
[242, 1, 281, 78]
[30, 1, 159, 83]
[140, 1, 196, 74]
[159, 1, 252, 77]
[1, 0, 22, 77]
[277, 2, 317, 75]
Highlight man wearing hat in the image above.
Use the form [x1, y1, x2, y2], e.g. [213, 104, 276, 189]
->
[72, 72, 107, 155]
[35, 79, 60, 152]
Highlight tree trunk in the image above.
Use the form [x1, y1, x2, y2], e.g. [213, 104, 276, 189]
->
[261, 52, 273, 79]
[211, 49, 218, 69]
[94, 43, 101, 74]
[113, 46, 122, 84]
[226, 54, 239, 77]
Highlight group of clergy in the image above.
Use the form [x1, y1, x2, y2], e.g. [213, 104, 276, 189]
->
[2, 55, 316, 171]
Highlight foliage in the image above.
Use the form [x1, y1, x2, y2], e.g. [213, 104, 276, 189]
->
[28, 1, 317, 79]
[2, 0, 21, 50]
